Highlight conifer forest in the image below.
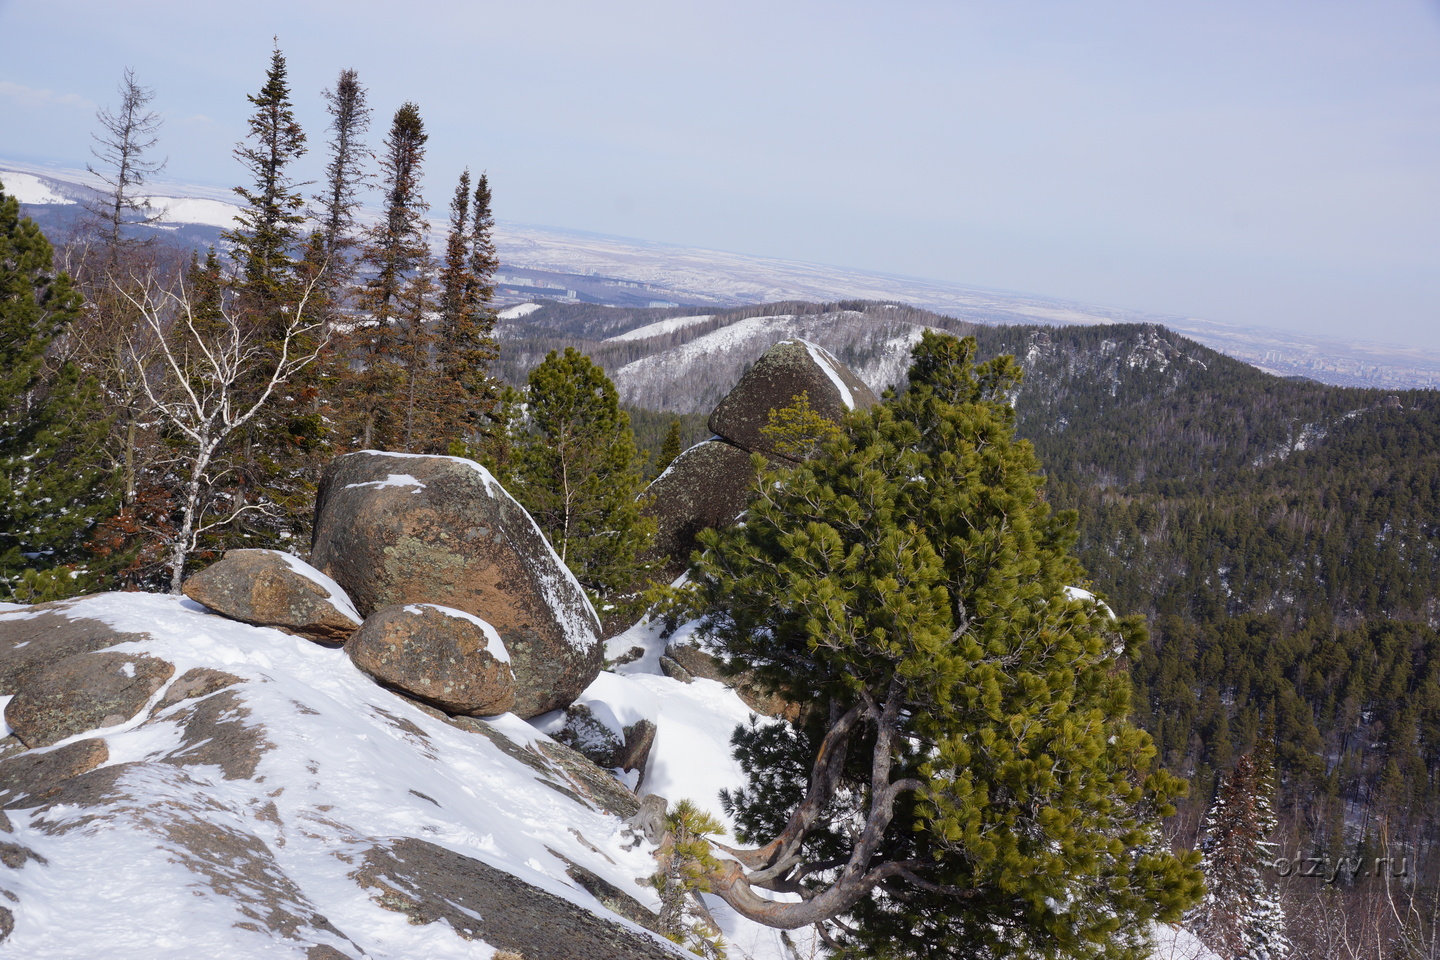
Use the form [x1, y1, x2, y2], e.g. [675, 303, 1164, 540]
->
[4, 45, 1440, 960]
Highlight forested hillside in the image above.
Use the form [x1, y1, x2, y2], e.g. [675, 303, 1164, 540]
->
[516, 299, 1440, 946]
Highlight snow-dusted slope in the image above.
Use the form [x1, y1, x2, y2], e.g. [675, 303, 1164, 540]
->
[0, 592, 1216, 960]
[609, 309, 926, 413]
[0, 593, 789, 960]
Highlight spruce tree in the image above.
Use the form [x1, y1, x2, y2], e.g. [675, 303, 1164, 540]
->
[656, 418, 683, 475]
[313, 67, 371, 316]
[339, 101, 432, 451]
[225, 42, 307, 317]
[689, 331, 1202, 958]
[1190, 750, 1289, 960]
[432, 169, 502, 453]
[0, 181, 112, 599]
[507, 348, 655, 606]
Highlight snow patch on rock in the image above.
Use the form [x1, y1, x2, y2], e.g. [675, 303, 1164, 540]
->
[276, 553, 363, 625]
[402, 603, 511, 663]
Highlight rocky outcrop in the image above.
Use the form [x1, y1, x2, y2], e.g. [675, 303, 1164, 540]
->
[0, 604, 149, 694]
[347, 604, 515, 717]
[310, 452, 602, 718]
[639, 339, 877, 586]
[708, 338, 877, 461]
[0, 738, 110, 806]
[5, 652, 174, 748]
[182, 549, 362, 645]
[642, 438, 758, 583]
[355, 838, 679, 960]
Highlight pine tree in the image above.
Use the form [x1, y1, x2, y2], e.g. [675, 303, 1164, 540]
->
[0, 181, 112, 600]
[507, 348, 655, 606]
[225, 42, 307, 317]
[84, 68, 166, 258]
[688, 331, 1202, 958]
[1190, 749, 1289, 960]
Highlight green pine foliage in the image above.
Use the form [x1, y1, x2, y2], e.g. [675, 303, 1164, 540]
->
[0, 181, 112, 599]
[690, 331, 1202, 959]
[758, 389, 843, 460]
[504, 348, 656, 606]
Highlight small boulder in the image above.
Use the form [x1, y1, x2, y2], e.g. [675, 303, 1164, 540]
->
[348, 604, 515, 717]
[708, 338, 877, 462]
[311, 452, 602, 719]
[183, 549, 362, 644]
[5, 652, 175, 748]
[641, 438, 759, 583]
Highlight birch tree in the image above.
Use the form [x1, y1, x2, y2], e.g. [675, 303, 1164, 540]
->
[118, 270, 324, 592]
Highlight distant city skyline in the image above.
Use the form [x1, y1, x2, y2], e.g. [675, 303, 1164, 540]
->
[2, 0, 1438, 350]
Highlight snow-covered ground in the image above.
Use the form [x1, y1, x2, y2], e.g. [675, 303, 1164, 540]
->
[0, 592, 818, 959]
[0, 591, 1210, 960]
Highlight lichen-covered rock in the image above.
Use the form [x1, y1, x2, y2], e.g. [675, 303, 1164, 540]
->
[0, 603, 149, 695]
[5, 652, 174, 748]
[641, 438, 758, 583]
[707, 338, 877, 461]
[311, 452, 602, 718]
[0, 738, 110, 806]
[354, 838, 679, 959]
[182, 549, 362, 644]
[348, 604, 515, 717]
[152, 667, 245, 714]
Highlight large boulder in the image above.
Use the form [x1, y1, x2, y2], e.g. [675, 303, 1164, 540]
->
[347, 604, 515, 716]
[707, 338, 877, 462]
[311, 452, 602, 718]
[5, 651, 175, 748]
[182, 549, 362, 645]
[641, 438, 758, 583]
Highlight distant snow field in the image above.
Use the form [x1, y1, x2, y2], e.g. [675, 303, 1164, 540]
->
[141, 196, 242, 229]
[498, 302, 543, 320]
[606, 314, 715, 342]
[2, 172, 73, 205]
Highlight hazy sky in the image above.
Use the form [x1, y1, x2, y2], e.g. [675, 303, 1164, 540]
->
[3, 1, 1438, 348]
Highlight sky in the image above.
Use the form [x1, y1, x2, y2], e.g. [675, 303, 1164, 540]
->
[2, 0, 1438, 349]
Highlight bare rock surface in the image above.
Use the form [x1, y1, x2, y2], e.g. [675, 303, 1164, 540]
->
[311, 452, 601, 718]
[355, 838, 681, 960]
[5, 652, 174, 748]
[347, 604, 515, 716]
[0, 738, 110, 806]
[153, 667, 244, 713]
[183, 549, 362, 644]
[642, 438, 759, 583]
[707, 338, 877, 461]
[0, 604, 149, 695]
